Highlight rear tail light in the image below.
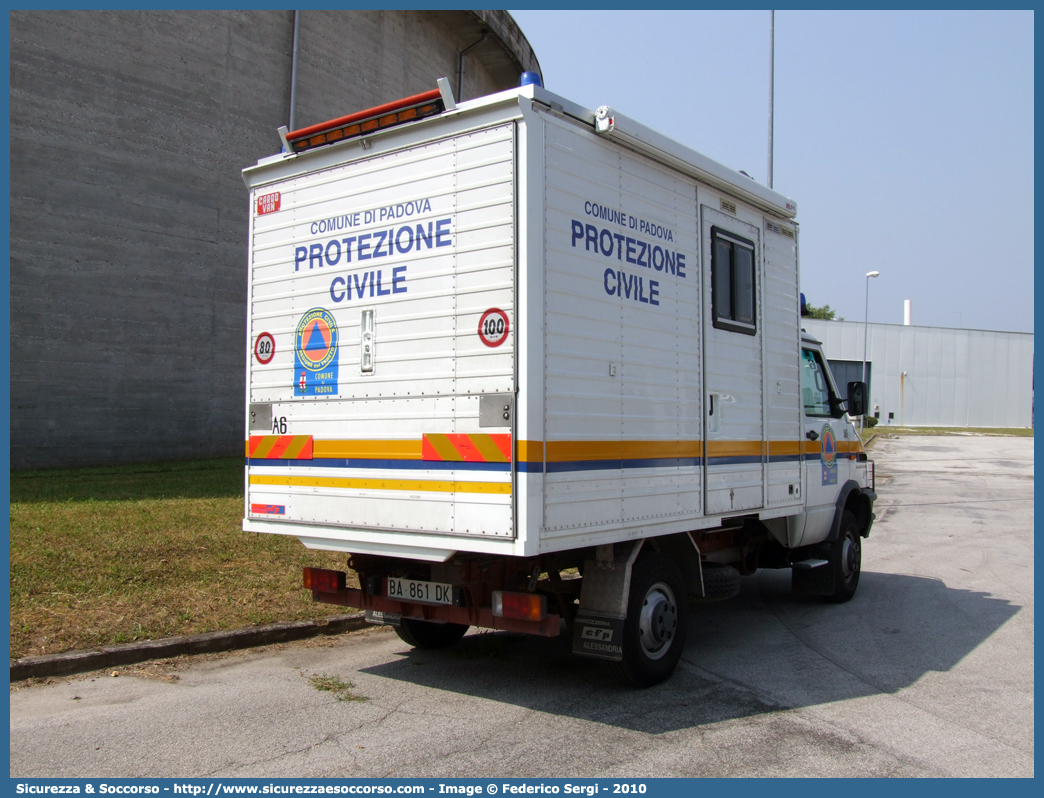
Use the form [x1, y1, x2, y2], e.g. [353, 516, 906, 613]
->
[492, 591, 546, 621]
[303, 567, 346, 593]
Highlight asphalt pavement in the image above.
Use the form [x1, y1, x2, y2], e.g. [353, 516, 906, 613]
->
[9, 434, 1034, 777]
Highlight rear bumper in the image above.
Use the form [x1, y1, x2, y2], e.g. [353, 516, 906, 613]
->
[313, 587, 561, 637]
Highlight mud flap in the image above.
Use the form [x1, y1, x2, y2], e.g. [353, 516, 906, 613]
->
[572, 611, 626, 660]
[572, 541, 643, 661]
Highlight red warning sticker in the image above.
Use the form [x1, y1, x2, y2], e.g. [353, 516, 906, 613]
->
[250, 503, 285, 515]
[254, 332, 276, 364]
[478, 308, 509, 348]
[256, 191, 281, 215]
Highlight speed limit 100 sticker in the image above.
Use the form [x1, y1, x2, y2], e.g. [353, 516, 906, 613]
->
[254, 332, 275, 364]
[478, 308, 509, 348]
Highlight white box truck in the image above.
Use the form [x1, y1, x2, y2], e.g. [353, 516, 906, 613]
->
[241, 77, 877, 686]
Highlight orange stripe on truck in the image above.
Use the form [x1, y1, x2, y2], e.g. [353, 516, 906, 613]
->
[248, 435, 313, 460]
[545, 440, 703, 461]
[704, 440, 763, 458]
[837, 439, 865, 453]
[422, 434, 512, 463]
[517, 440, 543, 462]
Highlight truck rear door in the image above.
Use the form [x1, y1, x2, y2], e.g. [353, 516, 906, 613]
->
[245, 122, 517, 539]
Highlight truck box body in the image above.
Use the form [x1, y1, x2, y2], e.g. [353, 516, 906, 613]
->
[242, 84, 862, 562]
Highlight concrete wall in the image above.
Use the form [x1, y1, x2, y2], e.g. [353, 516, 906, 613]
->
[10, 10, 539, 469]
[804, 319, 1034, 428]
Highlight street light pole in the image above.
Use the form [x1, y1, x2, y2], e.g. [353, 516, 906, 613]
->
[862, 270, 880, 429]
[767, 10, 774, 189]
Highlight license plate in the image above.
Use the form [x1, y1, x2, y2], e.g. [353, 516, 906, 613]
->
[386, 577, 453, 605]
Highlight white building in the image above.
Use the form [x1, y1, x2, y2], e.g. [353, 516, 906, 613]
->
[803, 319, 1033, 428]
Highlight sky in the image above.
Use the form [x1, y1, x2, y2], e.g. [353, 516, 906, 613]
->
[509, 10, 1034, 333]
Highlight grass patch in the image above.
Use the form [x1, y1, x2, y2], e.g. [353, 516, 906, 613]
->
[10, 458, 354, 660]
[863, 426, 1032, 444]
[307, 672, 367, 702]
[11, 458, 248, 502]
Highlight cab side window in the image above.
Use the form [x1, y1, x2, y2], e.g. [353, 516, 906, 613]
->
[801, 348, 834, 417]
[711, 227, 757, 335]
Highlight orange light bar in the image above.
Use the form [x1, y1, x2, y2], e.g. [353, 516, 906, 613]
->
[492, 591, 547, 622]
[286, 88, 445, 153]
[303, 567, 346, 593]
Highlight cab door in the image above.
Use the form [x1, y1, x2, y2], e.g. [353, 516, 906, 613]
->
[800, 344, 841, 543]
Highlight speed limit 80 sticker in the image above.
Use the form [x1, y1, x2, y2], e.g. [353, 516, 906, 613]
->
[254, 332, 275, 364]
[478, 308, 509, 348]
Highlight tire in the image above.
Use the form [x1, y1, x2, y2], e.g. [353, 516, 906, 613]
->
[616, 553, 689, 688]
[698, 562, 741, 600]
[393, 619, 469, 649]
[828, 511, 862, 603]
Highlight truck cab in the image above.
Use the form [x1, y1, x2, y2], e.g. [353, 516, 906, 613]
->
[790, 333, 876, 601]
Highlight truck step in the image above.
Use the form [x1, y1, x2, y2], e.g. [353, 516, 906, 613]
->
[792, 558, 830, 570]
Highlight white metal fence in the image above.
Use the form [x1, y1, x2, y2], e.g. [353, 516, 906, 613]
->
[803, 319, 1033, 428]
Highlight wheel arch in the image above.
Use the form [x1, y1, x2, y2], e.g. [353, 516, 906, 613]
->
[826, 480, 877, 541]
[649, 532, 703, 599]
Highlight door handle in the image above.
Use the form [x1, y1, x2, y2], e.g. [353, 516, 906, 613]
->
[806, 430, 819, 441]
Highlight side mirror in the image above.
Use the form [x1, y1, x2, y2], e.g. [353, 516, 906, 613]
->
[847, 381, 867, 416]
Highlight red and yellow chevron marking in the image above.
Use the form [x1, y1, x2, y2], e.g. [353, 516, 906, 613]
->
[248, 435, 313, 460]
[422, 433, 512, 463]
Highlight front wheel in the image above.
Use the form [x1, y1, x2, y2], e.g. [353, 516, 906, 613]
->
[616, 554, 689, 687]
[829, 511, 862, 603]
[394, 619, 469, 649]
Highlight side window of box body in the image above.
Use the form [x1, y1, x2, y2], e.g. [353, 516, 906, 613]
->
[710, 226, 757, 335]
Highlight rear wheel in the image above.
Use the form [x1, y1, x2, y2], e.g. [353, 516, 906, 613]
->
[393, 619, 469, 649]
[616, 554, 689, 687]
[828, 511, 862, 603]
